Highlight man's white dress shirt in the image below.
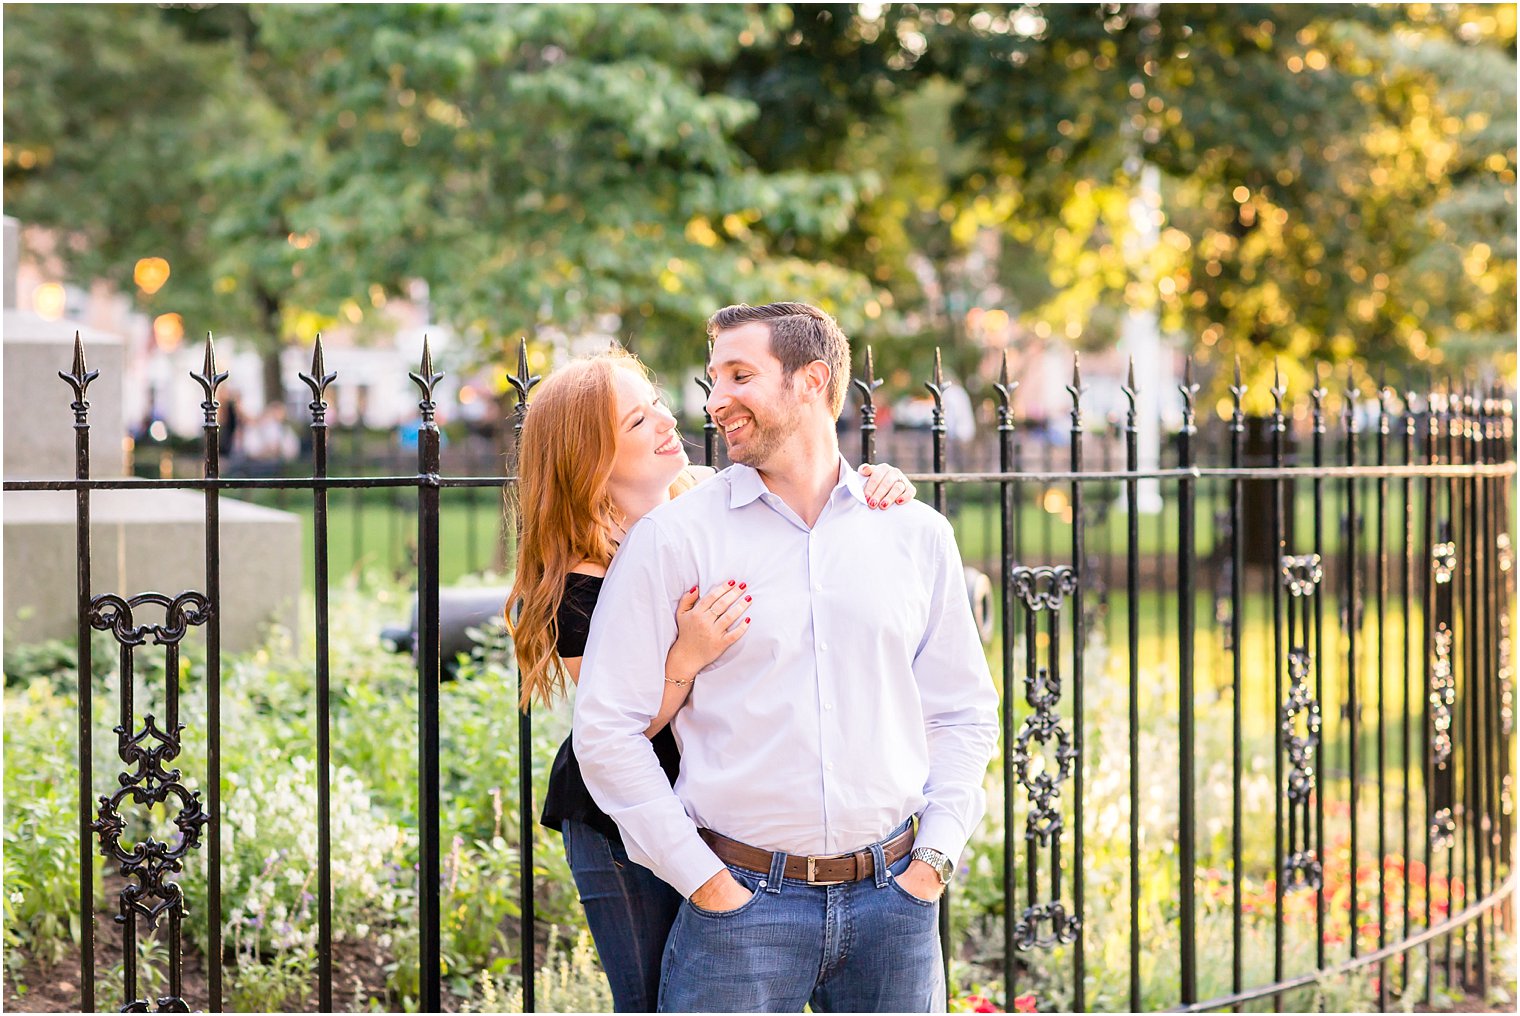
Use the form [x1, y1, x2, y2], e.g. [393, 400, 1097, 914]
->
[573, 457, 999, 898]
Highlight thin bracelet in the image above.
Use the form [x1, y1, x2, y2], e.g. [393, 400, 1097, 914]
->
[664, 675, 693, 687]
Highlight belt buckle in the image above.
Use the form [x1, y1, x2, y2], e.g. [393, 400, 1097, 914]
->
[805, 855, 849, 886]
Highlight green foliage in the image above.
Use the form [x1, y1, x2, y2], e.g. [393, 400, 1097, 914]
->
[920, 4, 1515, 385]
[5, 4, 1512, 393]
[2, 578, 599, 1010]
[2, 679, 103, 974]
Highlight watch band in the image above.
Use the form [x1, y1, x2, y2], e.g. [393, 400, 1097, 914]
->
[911, 847, 954, 885]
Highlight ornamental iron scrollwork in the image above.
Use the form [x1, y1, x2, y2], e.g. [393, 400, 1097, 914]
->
[1008, 565, 1081, 951]
[1012, 566, 1080, 613]
[1279, 555, 1323, 891]
[88, 592, 210, 1012]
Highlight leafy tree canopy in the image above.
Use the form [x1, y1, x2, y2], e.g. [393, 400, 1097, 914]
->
[4, 3, 1514, 400]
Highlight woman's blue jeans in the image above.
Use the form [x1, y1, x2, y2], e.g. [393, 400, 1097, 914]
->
[560, 818, 682, 1012]
[656, 821, 944, 1012]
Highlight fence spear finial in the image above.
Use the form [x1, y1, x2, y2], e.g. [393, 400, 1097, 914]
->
[924, 346, 948, 406]
[851, 344, 883, 412]
[1229, 355, 1246, 428]
[506, 336, 541, 411]
[994, 349, 1019, 423]
[1121, 355, 1138, 426]
[694, 340, 716, 400]
[1179, 355, 1199, 432]
[299, 333, 338, 425]
[1065, 351, 1087, 429]
[71, 330, 88, 380]
[409, 334, 446, 425]
[59, 330, 100, 422]
[190, 331, 229, 425]
[1269, 357, 1287, 430]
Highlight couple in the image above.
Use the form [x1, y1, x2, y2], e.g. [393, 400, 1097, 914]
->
[507, 302, 1000, 1012]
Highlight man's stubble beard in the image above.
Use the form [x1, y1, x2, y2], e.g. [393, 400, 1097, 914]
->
[725, 398, 805, 470]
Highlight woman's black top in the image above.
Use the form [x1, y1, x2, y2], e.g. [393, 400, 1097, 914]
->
[540, 572, 681, 841]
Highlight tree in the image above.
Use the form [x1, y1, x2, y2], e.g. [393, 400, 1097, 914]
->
[244, 3, 891, 380]
[898, 4, 1514, 394]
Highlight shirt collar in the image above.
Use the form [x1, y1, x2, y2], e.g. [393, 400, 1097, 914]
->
[727, 455, 869, 509]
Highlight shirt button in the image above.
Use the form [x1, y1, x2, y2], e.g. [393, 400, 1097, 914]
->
[819, 643, 828, 652]
[824, 703, 834, 711]
[826, 763, 835, 772]
[814, 582, 823, 592]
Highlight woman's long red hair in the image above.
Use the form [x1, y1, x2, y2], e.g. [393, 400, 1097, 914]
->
[506, 350, 693, 710]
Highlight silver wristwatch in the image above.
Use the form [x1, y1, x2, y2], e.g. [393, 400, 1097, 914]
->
[910, 847, 954, 886]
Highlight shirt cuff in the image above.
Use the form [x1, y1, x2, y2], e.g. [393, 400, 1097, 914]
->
[914, 809, 973, 869]
[659, 834, 728, 900]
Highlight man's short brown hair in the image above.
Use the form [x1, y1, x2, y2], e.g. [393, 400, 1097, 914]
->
[706, 302, 851, 417]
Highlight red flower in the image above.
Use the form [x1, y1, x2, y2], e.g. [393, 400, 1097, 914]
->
[961, 995, 1002, 1013]
[1014, 993, 1038, 1013]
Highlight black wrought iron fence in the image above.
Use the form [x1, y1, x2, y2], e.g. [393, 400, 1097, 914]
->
[4, 332, 1514, 1013]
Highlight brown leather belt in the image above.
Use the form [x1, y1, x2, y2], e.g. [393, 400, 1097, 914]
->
[699, 826, 915, 886]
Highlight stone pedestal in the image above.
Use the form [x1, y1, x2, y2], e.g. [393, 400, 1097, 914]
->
[4, 308, 126, 479]
[4, 216, 305, 654]
[3, 490, 301, 653]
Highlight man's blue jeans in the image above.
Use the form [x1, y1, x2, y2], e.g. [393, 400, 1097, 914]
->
[657, 823, 945, 1012]
[561, 819, 682, 1012]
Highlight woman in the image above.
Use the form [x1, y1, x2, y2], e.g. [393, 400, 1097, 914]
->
[507, 348, 915, 1011]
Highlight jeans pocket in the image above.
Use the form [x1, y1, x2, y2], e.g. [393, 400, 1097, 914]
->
[685, 866, 765, 919]
[887, 875, 940, 909]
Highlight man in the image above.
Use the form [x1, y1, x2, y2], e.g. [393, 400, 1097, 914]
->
[574, 302, 999, 1012]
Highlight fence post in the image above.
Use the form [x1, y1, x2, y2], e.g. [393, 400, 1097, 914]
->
[409, 338, 445, 1013]
[993, 352, 1019, 1011]
[1269, 364, 1289, 1005]
[1067, 354, 1089, 1012]
[1229, 358, 1247, 1003]
[1344, 372, 1364, 977]
[853, 345, 881, 466]
[1125, 358, 1144, 1012]
[298, 336, 338, 1011]
[1177, 356, 1198, 1008]
[60, 333, 99, 1014]
[190, 335, 229, 1011]
[506, 337, 541, 1012]
[1312, 366, 1330, 978]
[695, 340, 716, 468]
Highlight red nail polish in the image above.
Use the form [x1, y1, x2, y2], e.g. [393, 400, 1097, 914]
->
[744, 617, 751, 624]
[728, 579, 735, 586]
[690, 585, 698, 593]
[739, 582, 747, 589]
[867, 498, 876, 507]
[745, 595, 752, 602]
[897, 497, 905, 504]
